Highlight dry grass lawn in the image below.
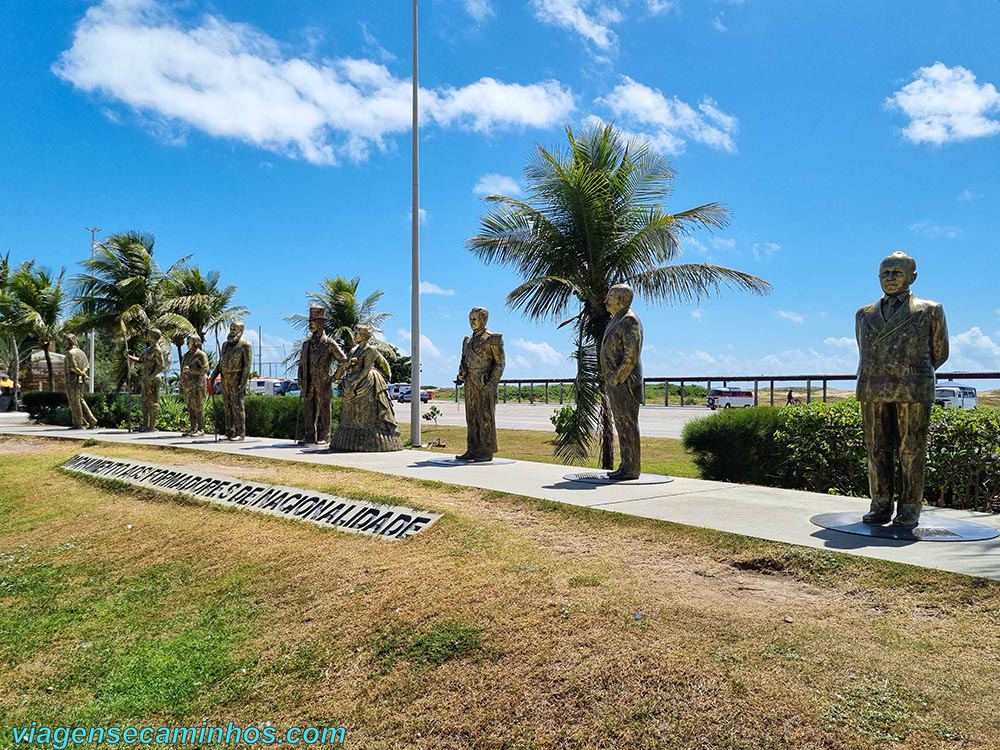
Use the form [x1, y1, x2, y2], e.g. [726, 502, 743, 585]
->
[1, 435, 999, 749]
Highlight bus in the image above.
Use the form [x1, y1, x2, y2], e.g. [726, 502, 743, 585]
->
[934, 382, 977, 410]
[706, 387, 755, 409]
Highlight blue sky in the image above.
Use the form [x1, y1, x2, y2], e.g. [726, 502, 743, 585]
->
[3, 0, 1000, 388]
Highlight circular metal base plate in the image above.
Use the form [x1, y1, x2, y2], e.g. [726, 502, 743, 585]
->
[562, 472, 674, 485]
[426, 457, 517, 467]
[811, 511, 999, 542]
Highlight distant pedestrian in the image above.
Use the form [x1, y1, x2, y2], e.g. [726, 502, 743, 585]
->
[786, 389, 795, 406]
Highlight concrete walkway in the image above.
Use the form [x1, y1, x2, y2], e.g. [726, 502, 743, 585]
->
[3, 417, 1000, 582]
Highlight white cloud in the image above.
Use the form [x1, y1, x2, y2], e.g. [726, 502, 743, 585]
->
[712, 15, 728, 32]
[396, 329, 459, 369]
[886, 62, 1000, 145]
[595, 77, 738, 154]
[775, 310, 805, 324]
[910, 221, 962, 239]
[54, 0, 575, 165]
[959, 189, 983, 202]
[711, 236, 736, 250]
[945, 327, 1000, 371]
[531, 0, 616, 50]
[513, 338, 565, 366]
[684, 237, 708, 254]
[648, 1, 675, 15]
[360, 22, 395, 63]
[824, 336, 856, 351]
[419, 281, 456, 296]
[464, 0, 495, 24]
[473, 173, 521, 196]
[752, 241, 781, 260]
[691, 310, 703, 320]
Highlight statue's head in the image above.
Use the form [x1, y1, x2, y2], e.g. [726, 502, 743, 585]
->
[186, 333, 202, 349]
[606, 284, 634, 315]
[228, 321, 245, 342]
[308, 306, 327, 335]
[879, 251, 917, 297]
[64, 333, 79, 348]
[469, 307, 489, 332]
[355, 324, 372, 344]
[147, 328, 162, 344]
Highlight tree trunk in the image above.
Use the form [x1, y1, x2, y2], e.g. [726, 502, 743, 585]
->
[10, 336, 19, 403]
[42, 342, 55, 392]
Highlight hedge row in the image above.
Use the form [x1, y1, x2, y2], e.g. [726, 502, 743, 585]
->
[681, 401, 1000, 512]
[26, 392, 341, 441]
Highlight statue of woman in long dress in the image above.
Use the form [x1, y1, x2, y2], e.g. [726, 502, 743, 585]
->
[329, 325, 404, 452]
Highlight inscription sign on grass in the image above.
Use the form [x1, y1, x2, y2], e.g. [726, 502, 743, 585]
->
[62, 453, 441, 540]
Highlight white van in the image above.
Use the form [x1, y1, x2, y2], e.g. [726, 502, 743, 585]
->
[934, 383, 977, 410]
[248, 378, 284, 396]
[706, 387, 755, 409]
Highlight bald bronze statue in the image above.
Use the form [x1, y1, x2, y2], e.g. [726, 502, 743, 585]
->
[210, 321, 253, 441]
[601, 284, 643, 480]
[856, 251, 949, 528]
[456, 307, 505, 462]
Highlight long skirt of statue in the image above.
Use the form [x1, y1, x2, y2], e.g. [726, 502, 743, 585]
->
[330, 342, 404, 452]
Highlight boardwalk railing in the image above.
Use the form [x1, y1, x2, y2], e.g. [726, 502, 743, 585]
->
[475, 372, 1000, 406]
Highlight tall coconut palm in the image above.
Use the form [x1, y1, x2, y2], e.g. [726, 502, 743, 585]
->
[286, 276, 392, 352]
[162, 264, 249, 363]
[73, 231, 193, 388]
[468, 122, 771, 467]
[6, 261, 67, 391]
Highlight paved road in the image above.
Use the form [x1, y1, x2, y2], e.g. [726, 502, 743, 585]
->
[395, 400, 713, 439]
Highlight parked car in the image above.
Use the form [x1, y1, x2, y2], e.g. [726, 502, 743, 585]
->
[706, 387, 754, 409]
[274, 379, 298, 396]
[400, 389, 430, 403]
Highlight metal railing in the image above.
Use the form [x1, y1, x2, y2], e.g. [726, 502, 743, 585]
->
[474, 372, 1000, 406]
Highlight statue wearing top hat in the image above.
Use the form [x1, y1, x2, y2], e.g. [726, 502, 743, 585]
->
[298, 306, 347, 445]
[856, 251, 949, 529]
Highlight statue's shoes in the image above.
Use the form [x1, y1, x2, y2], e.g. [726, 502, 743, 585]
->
[891, 515, 919, 529]
[469, 455, 493, 462]
[455, 452, 474, 461]
[862, 511, 892, 524]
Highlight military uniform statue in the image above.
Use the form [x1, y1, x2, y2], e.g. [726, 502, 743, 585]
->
[600, 284, 644, 481]
[856, 251, 949, 528]
[297, 306, 346, 444]
[210, 321, 253, 441]
[63, 333, 98, 429]
[456, 307, 505, 462]
[180, 333, 210, 437]
[128, 328, 166, 432]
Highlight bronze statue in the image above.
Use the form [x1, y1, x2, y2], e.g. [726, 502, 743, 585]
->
[330, 325, 403, 452]
[128, 328, 166, 432]
[600, 284, 643, 480]
[210, 321, 253, 441]
[297, 306, 347, 444]
[63, 333, 98, 429]
[856, 251, 949, 528]
[456, 307, 505, 462]
[180, 333, 210, 437]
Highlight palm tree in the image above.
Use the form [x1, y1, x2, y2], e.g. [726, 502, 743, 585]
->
[286, 276, 392, 353]
[162, 264, 249, 364]
[0, 253, 23, 399]
[5, 261, 67, 391]
[468, 122, 771, 467]
[73, 231, 193, 388]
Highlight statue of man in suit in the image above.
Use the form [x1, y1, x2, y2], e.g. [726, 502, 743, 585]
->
[297, 305, 346, 444]
[856, 251, 949, 528]
[601, 283, 644, 481]
[456, 307, 505, 462]
[210, 321, 253, 441]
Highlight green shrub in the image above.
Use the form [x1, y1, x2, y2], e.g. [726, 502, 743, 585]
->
[681, 406, 786, 485]
[926, 407, 1000, 511]
[22, 391, 68, 422]
[206, 395, 341, 440]
[550, 405, 576, 437]
[775, 400, 867, 496]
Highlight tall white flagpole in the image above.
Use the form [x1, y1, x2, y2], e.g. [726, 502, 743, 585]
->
[410, 0, 421, 445]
